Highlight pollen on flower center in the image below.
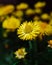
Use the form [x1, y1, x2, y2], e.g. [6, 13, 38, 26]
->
[24, 24, 33, 33]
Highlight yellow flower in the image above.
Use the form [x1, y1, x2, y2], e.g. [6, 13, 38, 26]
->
[34, 1, 46, 8]
[36, 21, 52, 36]
[0, 16, 5, 22]
[25, 9, 35, 15]
[49, 12, 52, 25]
[33, 21, 48, 40]
[17, 21, 40, 40]
[0, 5, 14, 16]
[45, 24, 52, 35]
[33, 16, 40, 21]
[13, 10, 23, 17]
[34, 21, 48, 34]
[41, 13, 50, 20]
[16, 3, 28, 10]
[50, 12, 52, 18]
[49, 20, 52, 26]
[48, 40, 52, 48]
[14, 48, 27, 59]
[34, 8, 42, 14]
[2, 16, 20, 31]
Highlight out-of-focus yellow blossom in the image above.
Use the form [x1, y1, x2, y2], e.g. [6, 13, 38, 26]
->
[16, 3, 28, 10]
[17, 21, 40, 40]
[0, 5, 14, 16]
[33, 16, 40, 21]
[34, 1, 46, 8]
[34, 21, 48, 40]
[50, 12, 52, 17]
[39, 22, 48, 39]
[41, 13, 50, 20]
[14, 48, 27, 59]
[13, 10, 23, 17]
[48, 40, 52, 48]
[45, 24, 52, 35]
[34, 8, 42, 14]
[2, 16, 20, 31]
[49, 20, 52, 26]
[49, 12, 52, 25]
[25, 9, 35, 15]
[0, 16, 5, 22]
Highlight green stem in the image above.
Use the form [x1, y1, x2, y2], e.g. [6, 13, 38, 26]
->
[29, 41, 32, 50]
[32, 40, 38, 65]
[28, 40, 38, 65]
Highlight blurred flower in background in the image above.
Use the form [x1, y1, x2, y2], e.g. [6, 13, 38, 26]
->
[34, 1, 46, 8]
[2, 16, 21, 31]
[0, 5, 14, 16]
[16, 3, 29, 10]
[48, 40, 52, 48]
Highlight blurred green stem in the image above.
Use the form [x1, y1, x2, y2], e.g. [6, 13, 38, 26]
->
[29, 41, 32, 50]
[29, 40, 38, 65]
[33, 40, 38, 65]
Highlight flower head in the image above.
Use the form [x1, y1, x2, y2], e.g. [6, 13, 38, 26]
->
[34, 1, 46, 8]
[45, 24, 52, 35]
[33, 21, 48, 40]
[16, 3, 28, 10]
[34, 8, 42, 14]
[48, 40, 52, 48]
[25, 9, 35, 15]
[41, 13, 50, 20]
[0, 5, 14, 16]
[2, 16, 20, 31]
[33, 16, 40, 21]
[17, 21, 40, 40]
[14, 48, 27, 59]
[13, 10, 23, 17]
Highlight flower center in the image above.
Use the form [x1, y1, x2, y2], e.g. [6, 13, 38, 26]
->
[24, 24, 33, 33]
[40, 22, 47, 29]
[18, 49, 25, 56]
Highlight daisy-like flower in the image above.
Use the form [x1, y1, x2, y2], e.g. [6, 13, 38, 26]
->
[33, 16, 40, 21]
[34, 21, 48, 35]
[13, 10, 23, 17]
[14, 48, 27, 59]
[25, 9, 35, 15]
[17, 21, 40, 40]
[2, 16, 20, 31]
[34, 1, 46, 8]
[49, 19, 52, 26]
[0, 5, 14, 16]
[45, 24, 52, 35]
[48, 40, 52, 48]
[33, 21, 48, 40]
[41, 13, 50, 20]
[34, 8, 42, 14]
[16, 3, 28, 10]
